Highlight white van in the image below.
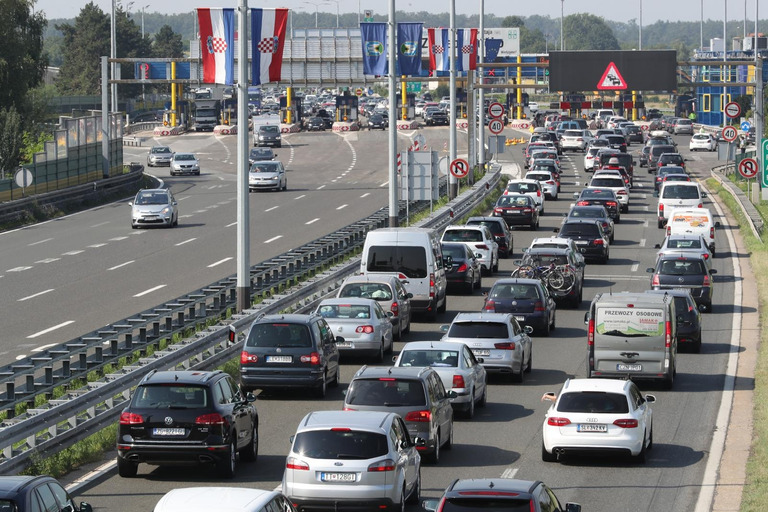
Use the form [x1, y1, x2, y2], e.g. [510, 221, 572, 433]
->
[154, 487, 292, 512]
[585, 291, 678, 389]
[666, 207, 719, 255]
[361, 228, 447, 319]
[657, 181, 706, 228]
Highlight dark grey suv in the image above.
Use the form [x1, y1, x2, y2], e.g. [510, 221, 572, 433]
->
[239, 313, 341, 397]
[343, 366, 456, 464]
[0, 476, 92, 512]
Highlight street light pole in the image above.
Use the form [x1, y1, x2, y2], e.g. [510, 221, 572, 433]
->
[639, 0, 642, 50]
[141, 4, 149, 39]
[303, 1, 320, 28]
[560, 0, 564, 50]
[325, 0, 340, 28]
[110, 0, 117, 112]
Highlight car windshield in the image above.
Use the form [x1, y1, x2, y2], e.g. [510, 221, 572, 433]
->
[250, 149, 272, 158]
[447, 321, 509, 338]
[293, 430, 389, 459]
[346, 379, 426, 406]
[174, 154, 195, 161]
[443, 229, 483, 242]
[132, 385, 209, 409]
[135, 192, 169, 205]
[318, 304, 371, 319]
[151, 147, 171, 154]
[557, 391, 630, 413]
[261, 125, 279, 133]
[399, 349, 459, 367]
[489, 283, 540, 300]
[250, 163, 280, 173]
[245, 323, 312, 348]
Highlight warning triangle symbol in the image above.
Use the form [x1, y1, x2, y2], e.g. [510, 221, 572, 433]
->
[597, 62, 627, 90]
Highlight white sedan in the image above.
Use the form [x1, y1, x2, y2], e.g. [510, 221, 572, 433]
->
[542, 378, 655, 463]
[315, 298, 393, 361]
[689, 133, 718, 151]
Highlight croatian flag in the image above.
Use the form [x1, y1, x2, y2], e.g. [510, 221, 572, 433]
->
[197, 8, 235, 84]
[427, 28, 449, 73]
[456, 28, 477, 71]
[251, 8, 289, 86]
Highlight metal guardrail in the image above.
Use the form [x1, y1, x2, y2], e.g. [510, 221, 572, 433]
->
[710, 163, 764, 241]
[0, 169, 500, 474]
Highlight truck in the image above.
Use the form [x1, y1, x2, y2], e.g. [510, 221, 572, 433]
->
[193, 99, 221, 132]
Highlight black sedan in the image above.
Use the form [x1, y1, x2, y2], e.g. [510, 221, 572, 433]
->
[493, 194, 540, 230]
[368, 113, 388, 130]
[555, 219, 610, 264]
[599, 134, 627, 152]
[305, 116, 326, 131]
[647, 254, 716, 312]
[564, 205, 615, 242]
[441, 242, 482, 294]
[248, 147, 275, 165]
[482, 278, 557, 336]
[572, 188, 621, 222]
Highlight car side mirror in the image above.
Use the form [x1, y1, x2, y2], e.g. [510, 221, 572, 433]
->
[645, 394, 657, 404]
[524, 325, 534, 334]
[698, 303, 708, 312]
[710, 269, 717, 274]
[512, 259, 523, 266]
[440, 324, 450, 332]
[446, 390, 458, 399]
[475, 252, 483, 259]
[654, 243, 661, 249]
[565, 503, 582, 512]
[715, 221, 721, 228]
[572, 192, 580, 199]
[422, 499, 440, 512]
[335, 335, 346, 344]
[414, 436, 427, 447]
[79, 503, 93, 512]
[646, 267, 655, 273]
[246, 392, 257, 402]
[443, 256, 453, 266]
[584, 312, 590, 324]
[386, 311, 394, 318]
[476, 357, 484, 363]
[290, 434, 295, 443]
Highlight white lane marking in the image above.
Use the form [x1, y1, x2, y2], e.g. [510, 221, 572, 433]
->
[208, 257, 233, 268]
[265, 235, 283, 243]
[8, 266, 32, 272]
[584, 274, 650, 281]
[306, 218, 320, 225]
[18, 289, 54, 302]
[644, 206, 649, 211]
[643, 220, 649, 228]
[133, 284, 167, 297]
[630, 263, 639, 272]
[62, 250, 84, 256]
[90, 221, 110, 228]
[178, 196, 191, 201]
[108, 260, 134, 271]
[88, 243, 107, 248]
[35, 258, 60, 264]
[294, 194, 306, 200]
[226, 221, 238, 227]
[32, 343, 58, 352]
[500, 467, 518, 479]
[180, 214, 194, 219]
[361, 192, 370, 198]
[27, 320, 75, 339]
[380, 181, 389, 187]
[109, 236, 128, 241]
[175, 238, 197, 246]
[337, 204, 348, 210]
[639, 238, 646, 247]
[28, 238, 53, 246]
[66, 460, 118, 494]
[265, 206, 279, 212]
[317, 185, 326, 190]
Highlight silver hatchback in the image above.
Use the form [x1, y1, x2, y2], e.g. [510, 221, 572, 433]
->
[282, 410, 421, 512]
[130, 188, 178, 229]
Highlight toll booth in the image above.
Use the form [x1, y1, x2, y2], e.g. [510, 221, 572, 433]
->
[280, 96, 303, 125]
[398, 93, 416, 121]
[335, 94, 359, 122]
[505, 91, 529, 119]
[221, 98, 237, 126]
[455, 89, 468, 120]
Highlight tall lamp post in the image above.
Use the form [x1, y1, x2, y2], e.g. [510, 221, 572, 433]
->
[560, 0, 564, 50]
[325, 0, 340, 28]
[110, 0, 117, 112]
[303, 1, 321, 28]
[639, 0, 642, 50]
[141, 4, 149, 39]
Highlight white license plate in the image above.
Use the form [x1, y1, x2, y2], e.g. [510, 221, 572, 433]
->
[577, 424, 608, 433]
[507, 210, 521, 214]
[153, 428, 185, 436]
[472, 349, 491, 357]
[617, 363, 642, 371]
[336, 342, 352, 348]
[266, 355, 292, 363]
[575, 240, 588, 245]
[514, 316, 525, 322]
[320, 472, 356, 482]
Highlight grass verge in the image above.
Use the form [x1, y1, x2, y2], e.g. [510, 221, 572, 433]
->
[705, 178, 768, 512]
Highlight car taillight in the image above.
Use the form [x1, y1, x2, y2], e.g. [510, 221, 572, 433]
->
[241, 351, 258, 364]
[391, 301, 399, 317]
[456, 263, 468, 273]
[652, 273, 660, 286]
[494, 342, 516, 350]
[602, 222, 609, 229]
[546, 180, 555, 185]
[429, 272, 436, 299]
[286, 457, 310, 470]
[196, 413, 227, 426]
[703, 274, 711, 287]
[613, 418, 639, 428]
[547, 417, 571, 426]
[593, 239, 604, 246]
[368, 459, 396, 472]
[617, 189, 627, 195]
[537, 190, 542, 197]
[523, 207, 533, 213]
[476, 244, 489, 250]
[606, 201, 617, 207]
[404, 410, 431, 422]
[494, 207, 504, 213]
[697, 203, 703, 208]
[576, 200, 589, 206]
[484, 299, 496, 311]
[300, 352, 320, 364]
[710, 227, 715, 239]
[659, 203, 664, 214]
[452, 375, 466, 388]
[587, 318, 594, 345]
[664, 320, 672, 348]
[356, 325, 374, 334]
[533, 300, 546, 312]
[666, 225, 671, 236]
[120, 412, 144, 425]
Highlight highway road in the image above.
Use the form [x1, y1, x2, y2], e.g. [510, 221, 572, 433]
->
[56, 131, 740, 512]
[0, 127, 460, 361]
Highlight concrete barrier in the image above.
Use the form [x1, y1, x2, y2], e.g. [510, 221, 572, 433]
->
[333, 122, 361, 132]
[213, 124, 237, 135]
[153, 126, 183, 137]
[396, 119, 419, 130]
[280, 123, 301, 134]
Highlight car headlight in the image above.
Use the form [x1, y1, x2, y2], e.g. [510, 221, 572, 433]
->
[161, 207, 172, 215]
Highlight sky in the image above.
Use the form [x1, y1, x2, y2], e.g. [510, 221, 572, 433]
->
[35, 0, 763, 26]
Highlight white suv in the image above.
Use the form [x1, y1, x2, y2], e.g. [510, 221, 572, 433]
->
[441, 225, 499, 276]
[587, 175, 630, 213]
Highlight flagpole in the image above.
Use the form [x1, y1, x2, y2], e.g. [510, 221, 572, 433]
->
[236, 0, 251, 312]
[449, 0, 457, 199]
[388, 0, 398, 227]
[477, 0, 485, 173]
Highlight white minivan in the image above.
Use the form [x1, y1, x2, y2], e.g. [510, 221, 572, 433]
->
[154, 488, 295, 512]
[666, 207, 719, 255]
[657, 182, 706, 228]
[361, 227, 448, 319]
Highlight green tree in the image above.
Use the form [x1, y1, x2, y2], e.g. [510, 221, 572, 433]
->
[152, 25, 184, 58]
[562, 14, 620, 51]
[0, 107, 23, 172]
[55, 2, 110, 95]
[0, 0, 48, 117]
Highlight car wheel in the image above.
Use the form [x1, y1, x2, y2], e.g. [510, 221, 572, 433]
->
[464, 390, 475, 419]
[376, 342, 385, 363]
[437, 295, 447, 314]
[330, 366, 340, 387]
[117, 457, 138, 477]
[492, 256, 499, 273]
[658, 219, 664, 228]
[465, 278, 474, 295]
[315, 373, 327, 398]
[474, 270, 482, 289]
[217, 439, 236, 478]
[541, 441, 557, 462]
[540, 318, 551, 337]
[393, 321, 402, 341]
[429, 432, 440, 464]
[478, 383, 487, 407]
[513, 361, 525, 383]
[131, 223, 138, 229]
[632, 434, 647, 464]
[663, 364, 675, 390]
[693, 339, 702, 354]
[406, 469, 421, 504]
[239, 425, 259, 462]
[444, 425, 454, 450]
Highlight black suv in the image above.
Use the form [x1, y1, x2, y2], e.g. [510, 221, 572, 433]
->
[423, 478, 581, 512]
[556, 220, 610, 264]
[424, 108, 449, 126]
[646, 289, 703, 352]
[239, 313, 341, 397]
[116, 370, 259, 479]
[0, 476, 93, 512]
[466, 216, 514, 258]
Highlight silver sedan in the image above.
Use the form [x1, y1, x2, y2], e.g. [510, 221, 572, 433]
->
[316, 298, 393, 361]
[170, 152, 200, 175]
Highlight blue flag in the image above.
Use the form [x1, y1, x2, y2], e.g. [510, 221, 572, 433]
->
[360, 23, 387, 75]
[397, 23, 423, 76]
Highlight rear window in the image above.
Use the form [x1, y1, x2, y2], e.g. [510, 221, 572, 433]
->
[440, 499, 531, 512]
[560, 224, 600, 237]
[443, 229, 483, 242]
[318, 304, 371, 319]
[489, 283, 541, 300]
[661, 185, 700, 199]
[590, 178, 624, 187]
[498, 195, 532, 207]
[346, 379, 426, 406]
[245, 323, 312, 348]
[466, 220, 503, 236]
[557, 392, 630, 414]
[507, 182, 539, 193]
[447, 321, 509, 338]
[366, 245, 427, 278]
[442, 244, 467, 259]
[339, 283, 393, 301]
[564, 130, 583, 136]
[132, 385, 209, 408]
[658, 259, 706, 275]
[667, 238, 703, 249]
[399, 349, 459, 367]
[651, 145, 675, 156]
[569, 208, 603, 219]
[523, 253, 568, 266]
[293, 430, 389, 459]
[527, 173, 550, 181]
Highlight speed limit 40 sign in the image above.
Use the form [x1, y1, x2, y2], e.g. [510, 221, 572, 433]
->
[488, 118, 504, 135]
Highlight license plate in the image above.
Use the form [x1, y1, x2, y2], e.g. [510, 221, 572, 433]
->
[153, 428, 185, 436]
[514, 316, 525, 322]
[575, 240, 588, 245]
[577, 424, 608, 433]
[617, 363, 642, 371]
[266, 355, 292, 363]
[508, 210, 521, 214]
[320, 472, 356, 482]
[472, 349, 491, 357]
[336, 342, 352, 348]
